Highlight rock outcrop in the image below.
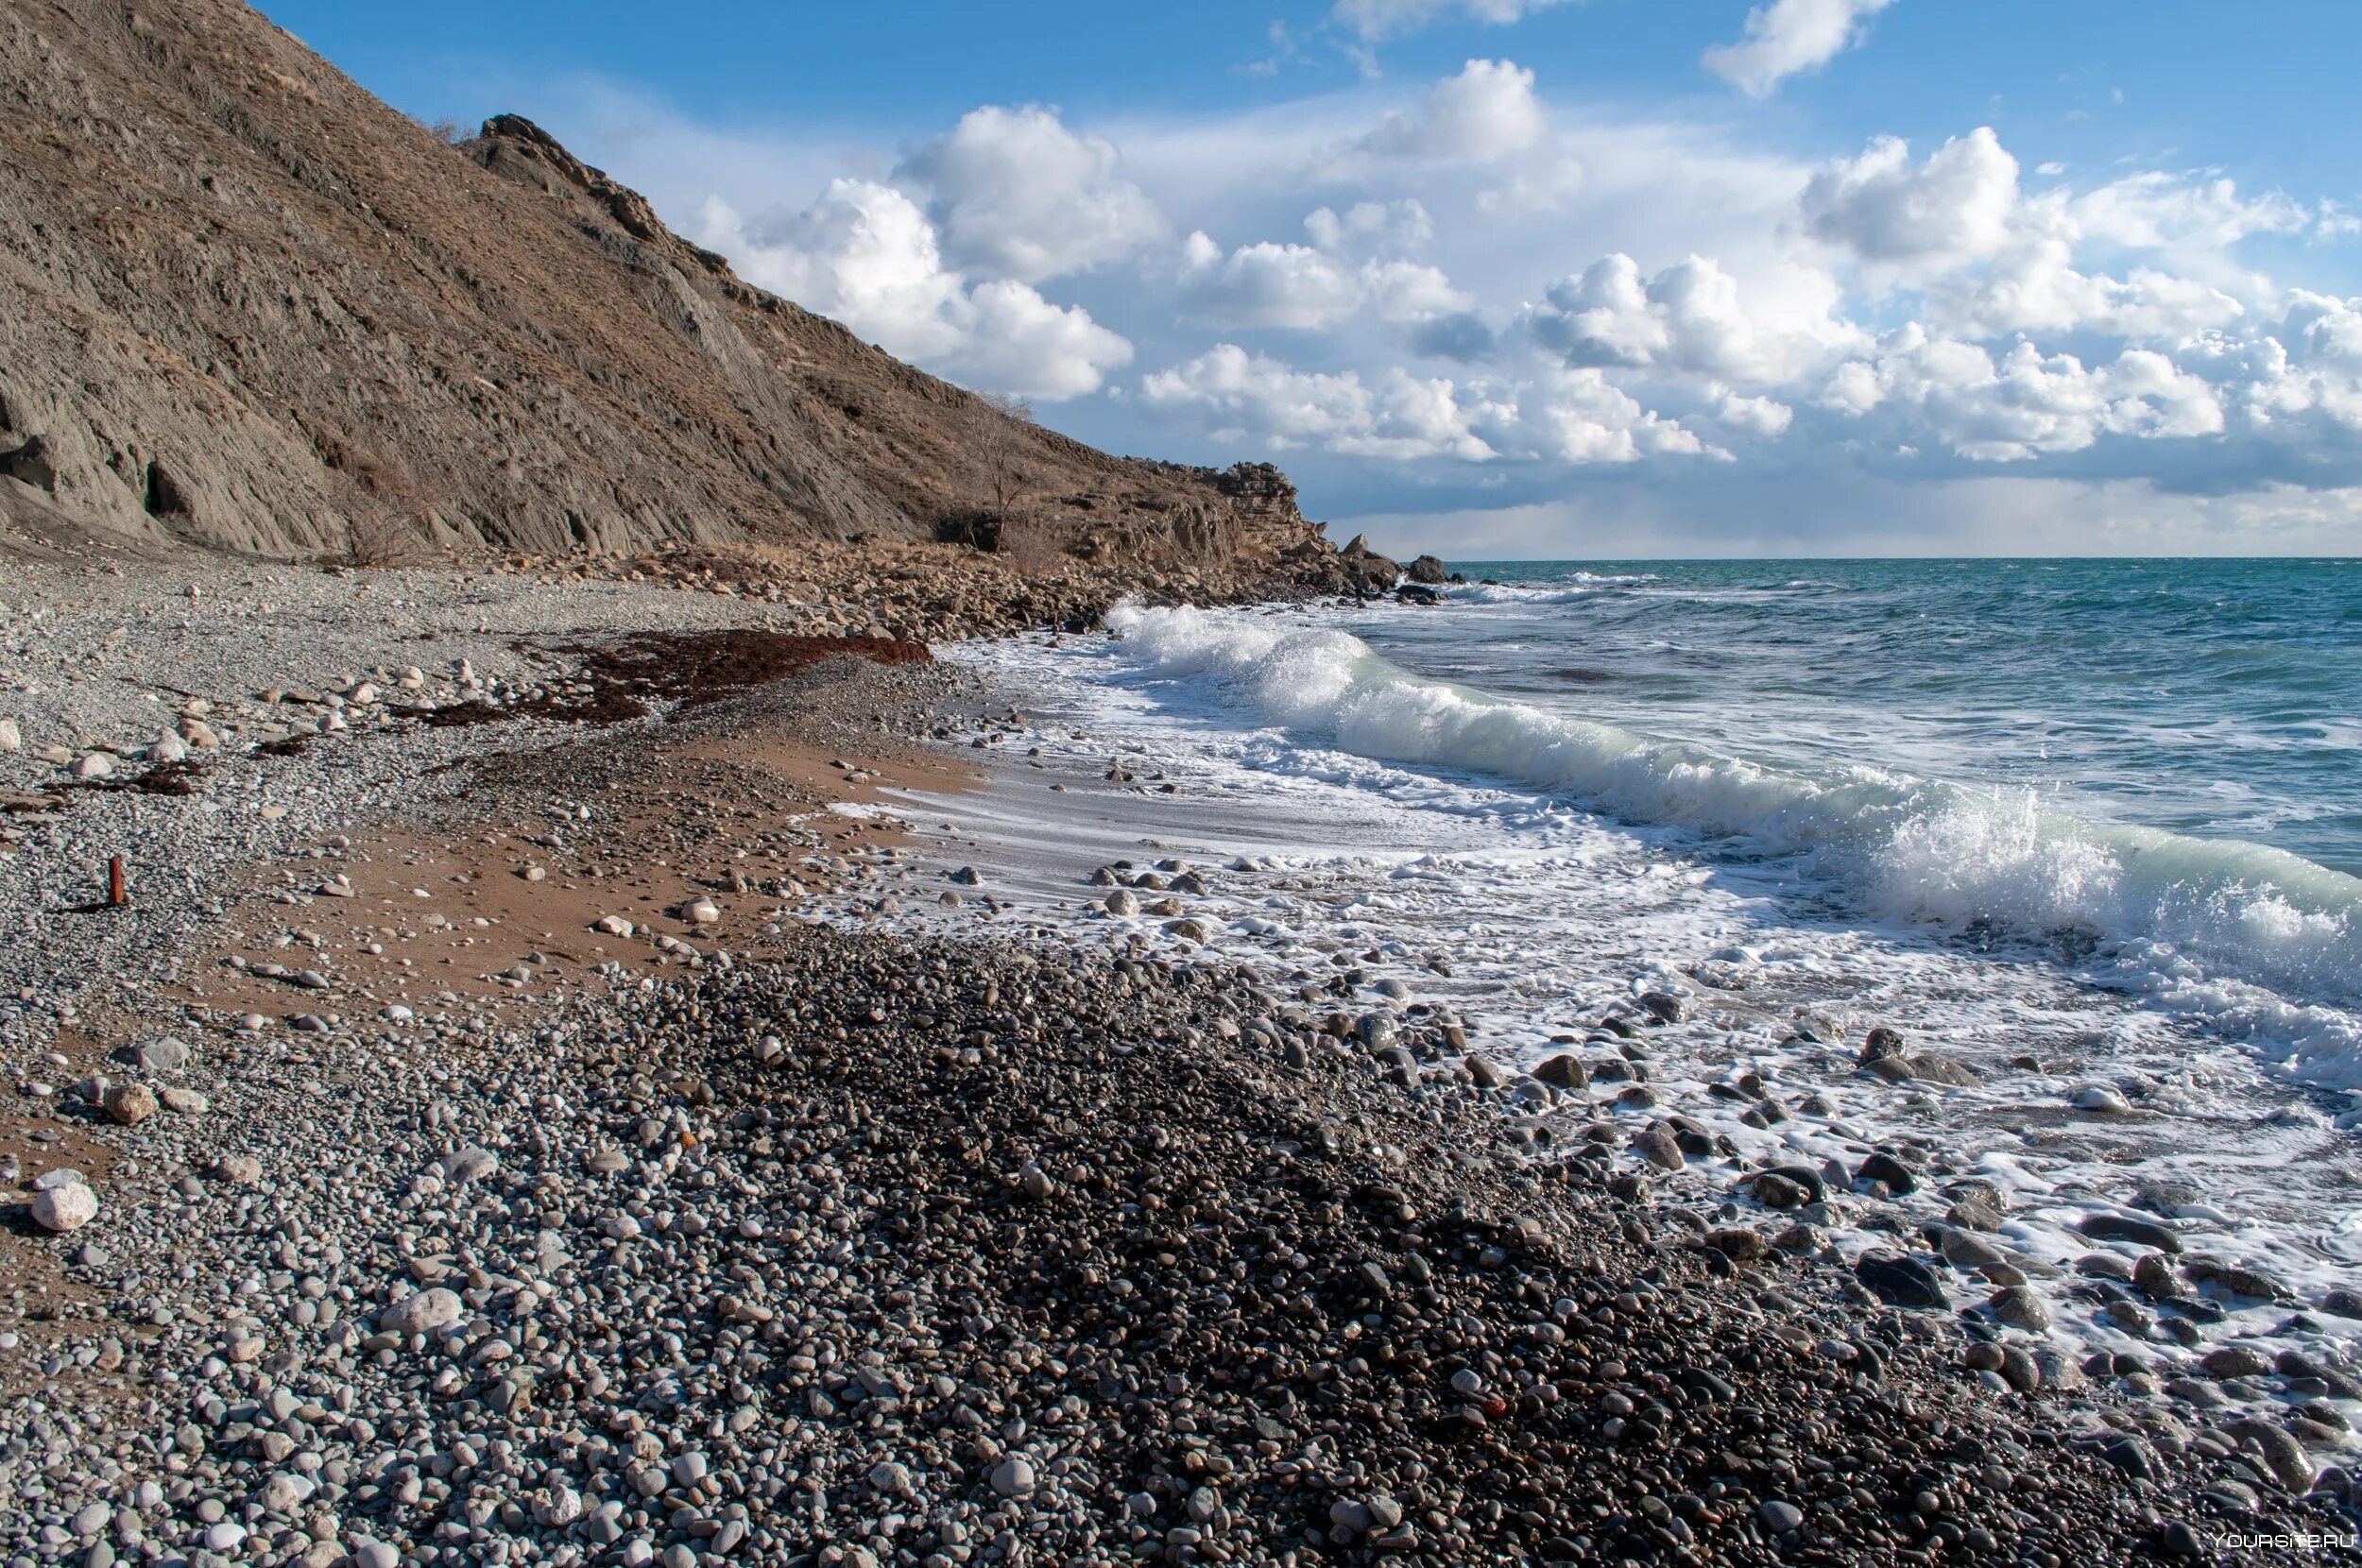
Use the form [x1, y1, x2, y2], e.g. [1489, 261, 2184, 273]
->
[0, 0, 1346, 582]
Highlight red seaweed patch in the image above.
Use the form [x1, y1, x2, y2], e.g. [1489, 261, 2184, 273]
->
[553, 630, 932, 720]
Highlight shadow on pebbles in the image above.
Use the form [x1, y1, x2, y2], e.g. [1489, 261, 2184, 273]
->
[9, 920, 2338, 1567]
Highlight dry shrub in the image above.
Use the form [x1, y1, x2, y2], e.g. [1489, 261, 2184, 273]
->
[345, 503, 430, 567]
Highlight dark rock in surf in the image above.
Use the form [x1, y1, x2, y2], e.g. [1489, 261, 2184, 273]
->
[1857, 1251, 1947, 1308]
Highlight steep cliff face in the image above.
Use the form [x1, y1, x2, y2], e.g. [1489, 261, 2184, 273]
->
[0, 0, 1356, 579]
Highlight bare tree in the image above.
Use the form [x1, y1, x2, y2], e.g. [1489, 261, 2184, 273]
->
[937, 390, 1037, 552]
[975, 390, 1033, 512]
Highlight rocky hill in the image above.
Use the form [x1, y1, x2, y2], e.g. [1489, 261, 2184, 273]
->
[0, 0, 1391, 588]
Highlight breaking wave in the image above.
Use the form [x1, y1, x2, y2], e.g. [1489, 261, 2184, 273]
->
[1106, 601, 2362, 1084]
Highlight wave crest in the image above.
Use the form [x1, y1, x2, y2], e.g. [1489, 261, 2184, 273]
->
[1105, 601, 2362, 1076]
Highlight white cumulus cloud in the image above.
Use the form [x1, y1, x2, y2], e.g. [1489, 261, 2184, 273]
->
[1518, 368, 1720, 461]
[1141, 349, 1720, 466]
[695, 183, 1132, 400]
[1142, 345, 1499, 459]
[1180, 239, 1365, 330]
[1713, 386, 1796, 435]
[2197, 293, 2362, 436]
[1703, 0, 1897, 97]
[1825, 326, 2223, 459]
[1525, 252, 1863, 383]
[1361, 59, 1551, 162]
[2065, 172, 2310, 255]
[1801, 128, 2020, 275]
[1180, 211, 1475, 332]
[577, 51, 2362, 540]
[1933, 237, 2247, 340]
[1305, 199, 1436, 256]
[1796, 128, 2317, 349]
[895, 105, 1165, 282]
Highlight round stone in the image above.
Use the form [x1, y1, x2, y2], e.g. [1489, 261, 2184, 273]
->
[989, 1456, 1036, 1497]
[381, 1287, 463, 1336]
[31, 1181, 97, 1233]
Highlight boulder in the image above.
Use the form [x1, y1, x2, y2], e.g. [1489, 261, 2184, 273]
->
[1632, 1124, 1685, 1172]
[1636, 991, 1687, 1025]
[1855, 1150, 1919, 1194]
[1904, 1052, 1979, 1086]
[133, 1036, 190, 1073]
[2224, 1418, 2318, 1493]
[1989, 1286, 2051, 1332]
[2079, 1212, 2182, 1253]
[381, 1287, 464, 1336]
[2199, 1345, 2272, 1380]
[1751, 1163, 1826, 1203]
[100, 1082, 158, 1125]
[1858, 1025, 1907, 1062]
[30, 1181, 97, 1233]
[1532, 1053, 1588, 1090]
[1947, 1195, 2004, 1232]
[2181, 1255, 2285, 1299]
[1862, 1050, 1979, 1086]
[1703, 1227, 1768, 1263]
[1856, 1251, 1946, 1309]
[2131, 1253, 2190, 1301]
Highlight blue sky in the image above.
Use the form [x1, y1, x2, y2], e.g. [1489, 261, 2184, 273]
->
[259, 0, 2362, 555]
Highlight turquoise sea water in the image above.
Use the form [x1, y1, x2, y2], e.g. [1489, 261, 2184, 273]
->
[1404, 558, 2362, 877]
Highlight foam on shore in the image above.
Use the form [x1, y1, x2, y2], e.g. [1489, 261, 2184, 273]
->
[1105, 601, 2362, 1090]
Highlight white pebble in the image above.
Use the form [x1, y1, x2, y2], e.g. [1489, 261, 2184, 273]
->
[31, 1182, 97, 1233]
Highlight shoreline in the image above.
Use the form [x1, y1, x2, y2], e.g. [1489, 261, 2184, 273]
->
[0, 555, 2354, 1565]
[936, 598, 2362, 1416]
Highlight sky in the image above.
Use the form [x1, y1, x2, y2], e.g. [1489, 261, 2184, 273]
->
[257, 0, 2362, 557]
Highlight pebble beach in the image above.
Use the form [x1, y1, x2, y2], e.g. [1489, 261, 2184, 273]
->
[2, 549, 2358, 1568]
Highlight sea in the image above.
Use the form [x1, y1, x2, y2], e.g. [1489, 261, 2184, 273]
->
[867, 558, 2362, 1415]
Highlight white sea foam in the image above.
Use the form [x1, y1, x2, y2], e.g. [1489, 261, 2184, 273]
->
[1442, 572, 1652, 605]
[1105, 601, 2362, 1087]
